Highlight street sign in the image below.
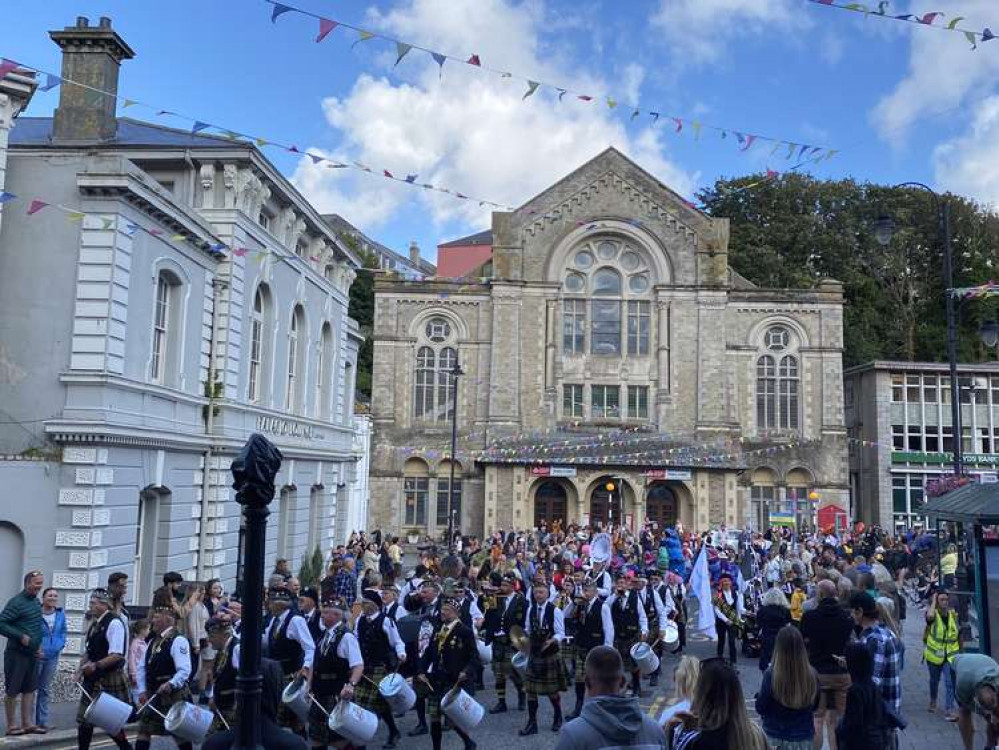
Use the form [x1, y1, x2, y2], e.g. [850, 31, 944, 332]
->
[528, 465, 577, 477]
[643, 468, 693, 480]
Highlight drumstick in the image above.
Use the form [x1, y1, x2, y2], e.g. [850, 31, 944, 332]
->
[75, 682, 95, 703]
[310, 694, 331, 717]
[216, 711, 231, 731]
[361, 674, 381, 687]
[138, 696, 167, 719]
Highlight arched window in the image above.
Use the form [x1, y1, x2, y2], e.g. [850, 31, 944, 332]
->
[403, 458, 429, 527]
[285, 305, 306, 412]
[248, 285, 273, 403]
[750, 467, 778, 531]
[436, 460, 462, 527]
[413, 316, 460, 423]
[150, 270, 182, 385]
[317, 322, 333, 419]
[756, 326, 800, 431]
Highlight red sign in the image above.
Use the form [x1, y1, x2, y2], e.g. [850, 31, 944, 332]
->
[818, 504, 849, 533]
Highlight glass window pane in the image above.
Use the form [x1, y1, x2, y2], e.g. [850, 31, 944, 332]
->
[592, 268, 622, 296]
[591, 300, 621, 355]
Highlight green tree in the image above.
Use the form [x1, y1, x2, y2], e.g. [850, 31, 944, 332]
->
[345, 235, 380, 399]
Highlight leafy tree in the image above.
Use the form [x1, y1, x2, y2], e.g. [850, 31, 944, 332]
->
[344, 234, 380, 399]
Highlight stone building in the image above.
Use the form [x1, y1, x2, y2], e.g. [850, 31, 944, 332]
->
[0, 17, 362, 626]
[369, 148, 848, 539]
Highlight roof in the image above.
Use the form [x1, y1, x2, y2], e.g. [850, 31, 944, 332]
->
[10, 117, 245, 149]
[843, 360, 999, 377]
[322, 213, 435, 275]
[438, 229, 492, 248]
[922, 482, 999, 522]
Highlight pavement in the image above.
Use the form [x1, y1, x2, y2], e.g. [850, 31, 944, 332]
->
[0, 603, 980, 750]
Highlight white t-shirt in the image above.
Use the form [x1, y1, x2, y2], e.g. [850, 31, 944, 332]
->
[42, 611, 56, 631]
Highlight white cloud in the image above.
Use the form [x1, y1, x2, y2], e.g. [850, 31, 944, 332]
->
[934, 95, 999, 208]
[649, 0, 811, 65]
[291, 0, 694, 233]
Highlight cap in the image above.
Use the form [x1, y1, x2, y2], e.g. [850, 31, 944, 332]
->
[206, 617, 232, 634]
[502, 572, 518, 585]
[268, 587, 292, 603]
[442, 596, 462, 612]
[361, 589, 383, 608]
[89, 588, 111, 604]
[321, 597, 347, 611]
[299, 587, 318, 604]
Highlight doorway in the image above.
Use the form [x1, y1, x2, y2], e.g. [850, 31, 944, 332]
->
[534, 481, 568, 528]
[645, 483, 678, 530]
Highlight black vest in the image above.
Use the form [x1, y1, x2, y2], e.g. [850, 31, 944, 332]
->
[357, 613, 391, 668]
[576, 599, 606, 651]
[214, 638, 238, 711]
[304, 609, 323, 644]
[611, 591, 640, 641]
[268, 613, 305, 676]
[501, 594, 527, 633]
[386, 602, 399, 622]
[312, 627, 350, 697]
[640, 590, 658, 625]
[144, 631, 181, 694]
[85, 612, 113, 662]
[527, 602, 556, 656]
[459, 596, 475, 630]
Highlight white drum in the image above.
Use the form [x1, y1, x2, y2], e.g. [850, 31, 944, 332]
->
[379, 672, 416, 714]
[281, 677, 312, 724]
[328, 700, 379, 745]
[82, 692, 132, 736]
[661, 621, 679, 646]
[511, 651, 529, 678]
[164, 702, 214, 744]
[441, 687, 485, 733]
[630, 642, 660, 676]
[476, 639, 492, 664]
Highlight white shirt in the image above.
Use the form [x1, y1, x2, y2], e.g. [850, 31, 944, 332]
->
[590, 569, 613, 599]
[263, 609, 316, 667]
[318, 625, 364, 669]
[360, 612, 407, 659]
[607, 592, 649, 636]
[638, 587, 670, 631]
[563, 598, 615, 646]
[105, 616, 126, 656]
[136, 627, 192, 693]
[713, 590, 744, 624]
[657, 585, 677, 618]
[523, 602, 565, 642]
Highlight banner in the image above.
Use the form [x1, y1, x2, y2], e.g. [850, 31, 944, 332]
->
[689, 545, 717, 641]
[805, 1, 994, 49]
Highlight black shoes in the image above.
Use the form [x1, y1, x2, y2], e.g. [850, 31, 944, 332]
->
[384, 732, 401, 748]
[517, 692, 526, 711]
[518, 721, 538, 736]
[408, 723, 428, 736]
[489, 700, 508, 714]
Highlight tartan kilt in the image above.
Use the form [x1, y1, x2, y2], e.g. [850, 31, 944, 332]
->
[275, 673, 303, 730]
[414, 677, 443, 720]
[137, 685, 191, 737]
[648, 627, 660, 652]
[353, 665, 387, 713]
[308, 692, 345, 745]
[490, 636, 516, 668]
[77, 668, 133, 725]
[524, 648, 568, 696]
[615, 637, 639, 673]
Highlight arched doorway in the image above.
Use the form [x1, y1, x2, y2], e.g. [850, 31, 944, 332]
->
[589, 476, 626, 529]
[645, 483, 678, 530]
[0, 522, 25, 605]
[534, 481, 568, 528]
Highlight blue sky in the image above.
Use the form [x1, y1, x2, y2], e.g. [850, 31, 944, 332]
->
[5, 0, 999, 263]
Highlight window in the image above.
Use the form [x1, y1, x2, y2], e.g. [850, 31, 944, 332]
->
[891, 424, 905, 450]
[591, 385, 620, 419]
[591, 300, 621, 355]
[592, 267, 622, 295]
[317, 323, 333, 419]
[765, 327, 789, 351]
[891, 373, 904, 402]
[627, 301, 650, 355]
[563, 384, 584, 418]
[757, 354, 799, 430]
[892, 473, 934, 528]
[258, 211, 271, 230]
[907, 424, 922, 451]
[563, 300, 586, 355]
[756, 355, 777, 428]
[426, 317, 451, 342]
[412, 318, 460, 423]
[415, 347, 436, 420]
[150, 273, 172, 383]
[778, 355, 799, 430]
[248, 285, 272, 403]
[436, 463, 462, 527]
[907, 374, 921, 403]
[437, 347, 457, 422]
[285, 305, 305, 412]
[403, 459, 429, 526]
[628, 386, 649, 420]
[750, 484, 776, 531]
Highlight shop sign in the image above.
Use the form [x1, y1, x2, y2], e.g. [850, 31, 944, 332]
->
[255, 415, 321, 440]
[643, 468, 693, 481]
[893, 451, 999, 466]
[528, 465, 577, 477]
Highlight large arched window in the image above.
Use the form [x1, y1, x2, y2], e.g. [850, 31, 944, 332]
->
[756, 325, 800, 431]
[413, 316, 459, 423]
[285, 305, 306, 413]
[150, 269, 183, 385]
[248, 285, 273, 403]
[316, 322, 334, 419]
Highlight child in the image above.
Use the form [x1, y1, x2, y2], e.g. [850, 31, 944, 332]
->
[127, 619, 150, 705]
[790, 579, 806, 624]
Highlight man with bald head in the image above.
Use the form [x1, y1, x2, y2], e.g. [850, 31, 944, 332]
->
[801, 578, 854, 750]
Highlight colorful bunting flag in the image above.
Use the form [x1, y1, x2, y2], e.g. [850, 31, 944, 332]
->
[317, 18, 338, 42]
[0, 59, 18, 79]
[467, 54, 481, 66]
[171, 234, 187, 241]
[100, 217, 115, 230]
[405, 174, 418, 183]
[122, 99, 138, 108]
[523, 81, 540, 99]
[66, 212, 85, 222]
[271, 3, 293, 22]
[351, 30, 375, 49]
[191, 121, 211, 134]
[0, 191, 16, 204]
[431, 52, 446, 77]
[26, 200, 48, 215]
[40, 73, 61, 91]
[394, 42, 412, 66]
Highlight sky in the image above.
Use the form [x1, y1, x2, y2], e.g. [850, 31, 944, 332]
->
[4, 0, 999, 265]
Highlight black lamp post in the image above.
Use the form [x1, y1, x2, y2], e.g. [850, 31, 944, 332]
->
[874, 182, 962, 476]
[230, 433, 283, 750]
[446, 359, 463, 551]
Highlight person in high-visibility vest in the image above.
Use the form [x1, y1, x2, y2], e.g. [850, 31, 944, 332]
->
[924, 589, 961, 720]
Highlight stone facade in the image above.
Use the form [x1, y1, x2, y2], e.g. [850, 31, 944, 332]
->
[370, 148, 849, 539]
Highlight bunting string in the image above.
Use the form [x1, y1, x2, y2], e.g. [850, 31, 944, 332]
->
[949, 281, 999, 300]
[263, 0, 839, 162]
[804, 0, 995, 49]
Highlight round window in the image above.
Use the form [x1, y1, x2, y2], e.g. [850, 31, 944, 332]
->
[621, 251, 642, 271]
[629, 274, 649, 293]
[426, 317, 451, 343]
[564, 273, 586, 293]
[574, 250, 594, 269]
[765, 326, 790, 351]
[597, 240, 618, 260]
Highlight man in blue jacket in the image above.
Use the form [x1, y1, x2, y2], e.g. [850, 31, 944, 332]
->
[0, 570, 44, 736]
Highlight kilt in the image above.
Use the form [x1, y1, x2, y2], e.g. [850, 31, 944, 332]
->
[275, 673, 302, 730]
[77, 668, 133, 725]
[209, 706, 236, 734]
[648, 627, 660, 652]
[137, 685, 192, 737]
[524, 648, 568, 696]
[614, 637, 639, 674]
[414, 676, 443, 720]
[308, 692, 345, 745]
[353, 665, 387, 714]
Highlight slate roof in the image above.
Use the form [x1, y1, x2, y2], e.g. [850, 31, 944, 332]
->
[922, 482, 999, 522]
[439, 229, 492, 248]
[10, 117, 246, 148]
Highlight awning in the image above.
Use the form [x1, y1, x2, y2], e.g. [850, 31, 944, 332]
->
[921, 482, 999, 523]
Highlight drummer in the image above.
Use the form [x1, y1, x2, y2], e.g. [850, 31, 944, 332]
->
[563, 579, 614, 720]
[310, 598, 364, 750]
[382, 585, 402, 622]
[299, 587, 323, 644]
[135, 606, 193, 750]
[520, 578, 568, 735]
[636, 570, 670, 688]
[353, 589, 406, 749]
[455, 580, 484, 696]
[587, 559, 613, 599]
[486, 572, 527, 714]
[75, 588, 133, 750]
[417, 592, 477, 750]
[262, 586, 315, 736]
[607, 571, 647, 698]
[205, 617, 238, 735]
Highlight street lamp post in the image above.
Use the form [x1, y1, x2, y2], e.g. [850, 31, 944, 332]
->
[874, 182, 962, 476]
[447, 359, 463, 551]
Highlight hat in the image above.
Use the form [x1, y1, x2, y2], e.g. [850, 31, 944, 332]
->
[300, 587, 318, 604]
[89, 588, 111, 604]
[150, 606, 177, 618]
[361, 589, 383, 608]
[268, 586, 292, 603]
[502, 572, 518, 585]
[382, 584, 400, 595]
[321, 597, 347, 611]
[441, 596, 462, 612]
[582, 578, 598, 590]
[206, 617, 232, 634]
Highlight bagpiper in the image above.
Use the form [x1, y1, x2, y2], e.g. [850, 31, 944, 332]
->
[75, 589, 133, 750]
[262, 586, 315, 735]
[553, 577, 578, 683]
[485, 572, 526, 713]
[563, 579, 614, 719]
[135, 606, 193, 750]
[519, 580, 568, 735]
[309, 598, 364, 750]
[353, 589, 407, 749]
[607, 573, 648, 698]
[205, 617, 238, 735]
[416, 590, 478, 750]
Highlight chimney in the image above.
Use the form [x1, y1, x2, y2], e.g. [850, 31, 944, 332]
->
[409, 240, 421, 265]
[49, 17, 134, 143]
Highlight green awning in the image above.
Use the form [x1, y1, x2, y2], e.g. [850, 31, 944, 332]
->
[922, 482, 999, 523]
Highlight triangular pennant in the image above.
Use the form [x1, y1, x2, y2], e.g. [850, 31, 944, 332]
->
[467, 54, 481, 66]
[947, 17, 965, 29]
[523, 81, 540, 99]
[786, 142, 797, 159]
[122, 99, 138, 108]
[672, 117, 683, 133]
[0, 191, 16, 204]
[156, 110, 175, 116]
[578, 95, 593, 101]
[170, 233, 187, 241]
[607, 98, 617, 109]
[964, 30, 979, 48]
[191, 121, 211, 134]
[650, 112, 659, 121]
[383, 170, 394, 179]
[823, 149, 839, 161]
[100, 217, 114, 230]
[271, 3, 294, 23]
[741, 134, 758, 152]
[255, 138, 269, 147]
[557, 88, 566, 101]
[431, 52, 446, 77]
[233, 248, 249, 257]
[124, 222, 140, 236]
[148, 228, 164, 236]
[691, 121, 703, 139]
[66, 211, 85, 222]
[289, 145, 300, 153]
[630, 109, 640, 121]
[918, 12, 942, 25]
[500, 72, 512, 78]
[405, 174, 417, 183]
[983, 28, 995, 41]
[309, 153, 324, 164]
[27, 200, 48, 215]
[351, 30, 375, 49]
[40, 73, 61, 91]
[766, 168, 778, 179]
[317, 18, 339, 42]
[394, 42, 413, 66]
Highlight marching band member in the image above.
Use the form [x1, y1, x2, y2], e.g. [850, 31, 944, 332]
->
[637, 571, 669, 687]
[554, 578, 578, 683]
[299, 587, 323, 644]
[75, 589, 133, 750]
[520, 581, 568, 735]
[353, 589, 406, 749]
[607, 573, 647, 698]
[563, 579, 614, 719]
[417, 592, 477, 750]
[309, 598, 364, 750]
[262, 586, 315, 735]
[665, 571, 686, 654]
[713, 572, 744, 665]
[485, 572, 527, 713]
[586, 560, 613, 599]
[205, 617, 238, 735]
[456, 580, 484, 695]
[382, 585, 402, 622]
[403, 580, 442, 737]
[135, 607, 193, 750]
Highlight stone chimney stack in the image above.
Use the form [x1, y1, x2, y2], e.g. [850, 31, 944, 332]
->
[409, 240, 420, 265]
[49, 16, 134, 143]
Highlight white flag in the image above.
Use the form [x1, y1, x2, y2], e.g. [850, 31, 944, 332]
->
[689, 544, 717, 640]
